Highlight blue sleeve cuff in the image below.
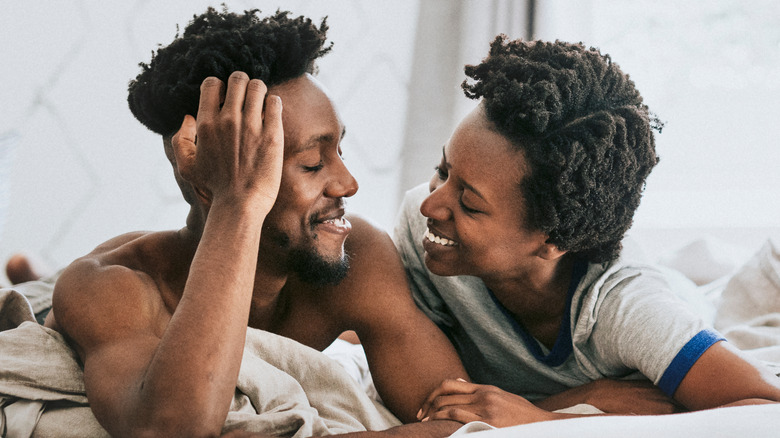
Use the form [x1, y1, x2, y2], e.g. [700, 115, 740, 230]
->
[657, 329, 724, 397]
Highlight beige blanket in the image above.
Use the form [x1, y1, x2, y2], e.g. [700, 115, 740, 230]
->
[0, 288, 400, 438]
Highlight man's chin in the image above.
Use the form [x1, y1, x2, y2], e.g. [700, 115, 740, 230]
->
[288, 248, 350, 286]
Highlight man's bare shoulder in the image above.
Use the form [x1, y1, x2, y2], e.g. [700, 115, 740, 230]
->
[343, 214, 399, 269]
[47, 230, 185, 349]
[328, 215, 416, 323]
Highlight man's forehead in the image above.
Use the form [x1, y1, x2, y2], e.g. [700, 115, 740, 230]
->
[288, 128, 346, 156]
[270, 75, 345, 155]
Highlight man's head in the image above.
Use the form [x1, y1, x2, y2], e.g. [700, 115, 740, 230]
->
[461, 36, 660, 263]
[128, 6, 331, 138]
[128, 7, 357, 285]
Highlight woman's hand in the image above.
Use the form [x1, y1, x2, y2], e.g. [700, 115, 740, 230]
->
[417, 379, 555, 428]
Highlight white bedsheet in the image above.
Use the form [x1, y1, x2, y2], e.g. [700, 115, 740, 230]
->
[449, 403, 780, 437]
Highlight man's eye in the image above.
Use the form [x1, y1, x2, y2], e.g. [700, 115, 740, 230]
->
[434, 165, 447, 179]
[303, 161, 324, 172]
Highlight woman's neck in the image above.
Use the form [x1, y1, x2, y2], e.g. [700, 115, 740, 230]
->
[484, 255, 575, 331]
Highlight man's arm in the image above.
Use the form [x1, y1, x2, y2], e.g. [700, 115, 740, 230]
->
[220, 421, 464, 438]
[51, 72, 284, 437]
[534, 378, 682, 414]
[333, 216, 469, 423]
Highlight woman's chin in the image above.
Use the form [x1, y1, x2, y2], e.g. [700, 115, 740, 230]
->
[423, 253, 461, 277]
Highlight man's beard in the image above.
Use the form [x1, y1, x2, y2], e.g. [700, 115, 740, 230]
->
[287, 246, 350, 286]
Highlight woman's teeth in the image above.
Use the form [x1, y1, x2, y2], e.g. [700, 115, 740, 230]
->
[425, 228, 458, 246]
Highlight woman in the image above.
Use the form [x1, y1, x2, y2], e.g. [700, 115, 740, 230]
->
[394, 36, 780, 427]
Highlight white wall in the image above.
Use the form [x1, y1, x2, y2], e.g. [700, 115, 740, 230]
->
[535, 0, 780, 233]
[0, 0, 421, 280]
[2, 0, 777, 282]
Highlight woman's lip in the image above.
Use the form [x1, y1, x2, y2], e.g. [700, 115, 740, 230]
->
[422, 228, 458, 259]
[422, 234, 457, 258]
[424, 227, 458, 246]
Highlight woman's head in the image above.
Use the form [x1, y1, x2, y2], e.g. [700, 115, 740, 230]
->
[421, 105, 557, 281]
[460, 36, 660, 263]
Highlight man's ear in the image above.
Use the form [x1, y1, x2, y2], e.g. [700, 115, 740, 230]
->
[537, 241, 567, 261]
[193, 186, 212, 207]
[162, 135, 211, 208]
[163, 136, 176, 165]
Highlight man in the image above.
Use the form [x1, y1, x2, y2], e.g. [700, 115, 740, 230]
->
[44, 7, 466, 437]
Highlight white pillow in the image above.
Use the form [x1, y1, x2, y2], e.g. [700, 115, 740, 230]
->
[657, 236, 753, 286]
[714, 239, 780, 348]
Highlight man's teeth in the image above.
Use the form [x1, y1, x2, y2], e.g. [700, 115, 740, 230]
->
[322, 217, 347, 227]
[425, 228, 458, 247]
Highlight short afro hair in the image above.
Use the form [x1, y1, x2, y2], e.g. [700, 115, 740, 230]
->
[463, 36, 660, 263]
[128, 6, 332, 137]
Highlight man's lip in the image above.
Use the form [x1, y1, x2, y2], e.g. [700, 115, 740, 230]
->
[314, 208, 347, 223]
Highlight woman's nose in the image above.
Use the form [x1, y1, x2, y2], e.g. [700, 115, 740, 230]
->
[420, 178, 450, 221]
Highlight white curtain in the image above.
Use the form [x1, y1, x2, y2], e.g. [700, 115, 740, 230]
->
[398, 0, 533, 199]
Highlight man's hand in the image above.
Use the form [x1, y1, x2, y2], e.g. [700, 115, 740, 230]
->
[172, 71, 284, 215]
[417, 379, 555, 428]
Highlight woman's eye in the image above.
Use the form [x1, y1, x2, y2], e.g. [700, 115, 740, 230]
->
[458, 197, 481, 214]
[303, 161, 324, 172]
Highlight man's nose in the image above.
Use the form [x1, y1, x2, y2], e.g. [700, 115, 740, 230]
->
[326, 160, 358, 198]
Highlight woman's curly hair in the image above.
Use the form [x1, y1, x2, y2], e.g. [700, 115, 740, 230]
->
[463, 36, 661, 263]
[128, 6, 332, 137]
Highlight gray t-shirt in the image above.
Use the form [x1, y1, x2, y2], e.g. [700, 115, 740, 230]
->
[393, 184, 722, 400]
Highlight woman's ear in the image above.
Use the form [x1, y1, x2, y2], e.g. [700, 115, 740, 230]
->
[537, 241, 567, 261]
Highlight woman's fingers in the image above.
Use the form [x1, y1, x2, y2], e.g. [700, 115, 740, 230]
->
[418, 378, 476, 420]
[425, 406, 482, 425]
[422, 393, 479, 420]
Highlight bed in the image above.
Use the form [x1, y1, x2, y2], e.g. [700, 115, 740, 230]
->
[1, 230, 779, 437]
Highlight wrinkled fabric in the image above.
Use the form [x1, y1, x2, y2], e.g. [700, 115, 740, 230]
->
[0, 288, 399, 437]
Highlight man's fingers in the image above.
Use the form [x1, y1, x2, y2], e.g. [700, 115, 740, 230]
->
[243, 79, 268, 125]
[197, 77, 225, 120]
[261, 94, 283, 146]
[171, 115, 198, 180]
[222, 71, 250, 114]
